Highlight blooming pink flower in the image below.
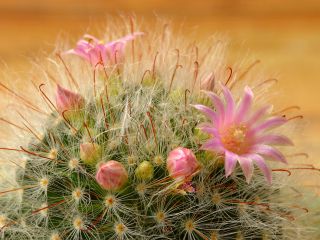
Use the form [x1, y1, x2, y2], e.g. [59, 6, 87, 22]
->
[96, 160, 128, 191]
[194, 86, 293, 184]
[167, 147, 199, 181]
[55, 85, 84, 113]
[64, 33, 143, 66]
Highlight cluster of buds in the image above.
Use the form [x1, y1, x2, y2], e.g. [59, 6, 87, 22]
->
[55, 85, 199, 192]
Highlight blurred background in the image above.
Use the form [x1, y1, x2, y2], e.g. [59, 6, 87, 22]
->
[0, 0, 319, 166]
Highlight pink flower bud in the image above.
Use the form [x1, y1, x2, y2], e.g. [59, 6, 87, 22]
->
[167, 147, 199, 181]
[55, 85, 84, 113]
[80, 143, 101, 165]
[95, 160, 128, 191]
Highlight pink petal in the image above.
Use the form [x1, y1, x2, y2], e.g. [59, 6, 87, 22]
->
[112, 32, 144, 43]
[221, 86, 235, 123]
[105, 32, 144, 54]
[249, 154, 272, 184]
[197, 123, 218, 136]
[225, 151, 238, 177]
[235, 86, 253, 123]
[256, 134, 294, 146]
[251, 144, 288, 164]
[192, 104, 219, 125]
[201, 139, 224, 152]
[252, 116, 286, 133]
[205, 91, 225, 121]
[56, 85, 84, 113]
[64, 46, 90, 61]
[238, 157, 254, 183]
[246, 105, 272, 126]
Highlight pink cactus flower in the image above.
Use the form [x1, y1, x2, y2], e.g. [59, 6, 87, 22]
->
[55, 85, 84, 113]
[96, 160, 128, 191]
[194, 86, 293, 184]
[64, 33, 143, 66]
[167, 147, 199, 181]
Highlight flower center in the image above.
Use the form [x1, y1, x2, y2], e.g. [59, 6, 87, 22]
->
[221, 125, 249, 154]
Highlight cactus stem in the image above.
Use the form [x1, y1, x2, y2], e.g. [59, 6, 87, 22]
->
[287, 115, 304, 121]
[225, 66, 233, 87]
[0, 117, 28, 133]
[32, 199, 66, 215]
[39, 83, 59, 113]
[56, 52, 79, 91]
[191, 61, 199, 93]
[18, 111, 42, 141]
[225, 199, 270, 210]
[140, 124, 148, 139]
[141, 69, 151, 84]
[20, 146, 56, 161]
[169, 49, 182, 93]
[272, 168, 292, 176]
[62, 110, 78, 133]
[0, 82, 46, 115]
[252, 78, 278, 91]
[273, 105, 301, 115]
[93, 62, 100, 98]
[286, 153, 309, 158]
[0, 185, 36, 196]
[152, 52, 159, 80]
[99, 95, 109, 129]
[184, 89, 190, 110]
[146, 111, 157, 145]
[83, 122, 95, 144]
[239, 59, 261, 81]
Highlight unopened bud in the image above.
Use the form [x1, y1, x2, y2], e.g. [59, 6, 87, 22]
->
[96, 161, 128, 190]
[135, 161, 154, 181]
[55, 85, 84, 114]
[80, 143, 101, 165]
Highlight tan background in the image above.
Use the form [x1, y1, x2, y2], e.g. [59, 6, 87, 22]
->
[0, 0, 319, 165]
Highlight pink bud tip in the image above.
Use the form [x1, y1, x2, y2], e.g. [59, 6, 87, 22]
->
[55, 85, 85, 113]
[95, 161, 128, 191]
[167, 147, 199, 181]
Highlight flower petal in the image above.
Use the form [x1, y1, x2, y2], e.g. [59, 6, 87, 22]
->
[246, 105, 272, 126]
[225, 151, 238, 177]
[256, 134, 294, 146]
[205, 91, 225, 121]
[106, 32, 144, 55]
[235, 86, 253, 123]
[110, 32, 144, 43]
[201, 139, 224, 152]
[192, 104, 219, 125]
[251, 144, 288, 164]
[251, 116, 286, 133]
[221, 86, 235, 122]
[238, 157, 254, 183]
[197, 123, 218, 136]
[249, 154, 272, 184]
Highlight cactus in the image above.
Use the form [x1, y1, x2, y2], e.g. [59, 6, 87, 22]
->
[0, 19, 319, 240]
